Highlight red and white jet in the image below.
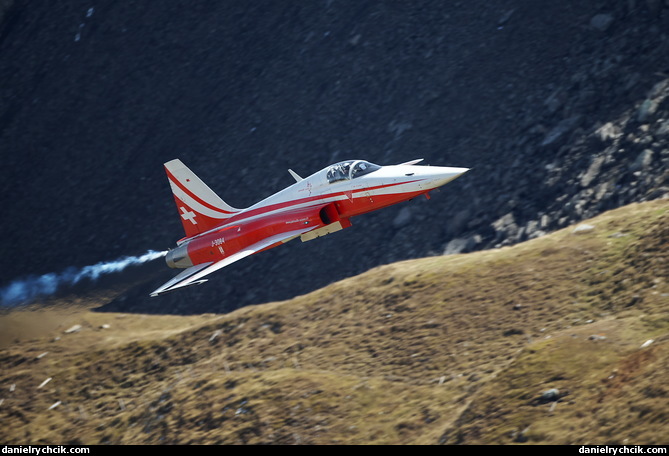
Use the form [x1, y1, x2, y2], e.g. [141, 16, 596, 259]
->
[150, 159, 468, 296]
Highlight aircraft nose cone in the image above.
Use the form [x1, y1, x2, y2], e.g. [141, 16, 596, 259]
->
[426, 166, 470, 188]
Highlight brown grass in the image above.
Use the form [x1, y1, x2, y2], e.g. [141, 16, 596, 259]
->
[1, 199, 667, 444]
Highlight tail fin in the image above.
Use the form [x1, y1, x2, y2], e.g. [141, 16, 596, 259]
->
[164, 159, 241, 238]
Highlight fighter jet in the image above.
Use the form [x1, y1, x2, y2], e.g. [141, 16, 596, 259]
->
[150, 158, 469, 296]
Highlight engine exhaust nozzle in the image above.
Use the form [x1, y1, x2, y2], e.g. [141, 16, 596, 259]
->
[165, 245, 193, 269]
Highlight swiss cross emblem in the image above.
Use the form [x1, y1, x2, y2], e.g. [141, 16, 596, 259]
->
[180, 207, 197, 225]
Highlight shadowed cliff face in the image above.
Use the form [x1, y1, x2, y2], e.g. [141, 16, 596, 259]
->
[1, 1, 668, 313]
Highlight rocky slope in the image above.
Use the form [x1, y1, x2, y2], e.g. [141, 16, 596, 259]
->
[1, 1, 668, 312]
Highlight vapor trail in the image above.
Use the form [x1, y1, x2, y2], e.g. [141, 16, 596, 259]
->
[0, 250, 167, 307]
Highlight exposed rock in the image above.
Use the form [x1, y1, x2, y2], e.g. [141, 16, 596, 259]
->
[595, 122, 622, 142]
[640, 339, 654, 348]
[209, 329, 222, 342]
[645, 186, 669, 200]
[648, 78, 669, 99]
[573, 224, 595, 234]
[544, 89, 565, 114]
[64, 325, 82, 334]
[541, 115, 582, 147]
[443, 236, 480, 255]
[492, 213, 517, 240]
[541, 388, 560, 402]
[656, 120, 669, 136]
[512, 426, 530, 443]
[525, 219, 546, 239]
[590, 13, 614, 32]
[348, 34, 362, 46]
[581, 155, 605, 187]
[393, 207, 413, 229]
[447, 209, 472, 237]
[498, 9, 516, 26]
[638, 99, 658, 123]
[47, 401, 61, 411]
[630, 149, 653, 171]
[540, 214, 551, 229]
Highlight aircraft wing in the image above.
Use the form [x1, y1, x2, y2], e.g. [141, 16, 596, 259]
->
[149, 227, 315, 297]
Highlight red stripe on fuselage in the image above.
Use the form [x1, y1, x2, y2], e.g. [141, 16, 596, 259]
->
[225, 179, 424, 224]
[180, 179, 426, 244]
[336, 189, 426, 217]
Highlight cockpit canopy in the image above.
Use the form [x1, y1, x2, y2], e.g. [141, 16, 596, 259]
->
[326, 160, 381, 183]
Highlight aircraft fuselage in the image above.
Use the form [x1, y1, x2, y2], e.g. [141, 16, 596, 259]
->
[152, 159, 468, 296]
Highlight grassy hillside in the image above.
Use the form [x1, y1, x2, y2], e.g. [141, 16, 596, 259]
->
[1, 199, 667, 444]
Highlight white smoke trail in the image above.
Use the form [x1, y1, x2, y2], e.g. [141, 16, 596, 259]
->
[0, 250, 167, 307]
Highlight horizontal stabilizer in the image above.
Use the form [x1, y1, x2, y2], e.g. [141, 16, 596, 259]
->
[149, 262, 213, 297]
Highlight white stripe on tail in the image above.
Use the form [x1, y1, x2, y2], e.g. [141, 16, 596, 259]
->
[164, 159, 241, 238]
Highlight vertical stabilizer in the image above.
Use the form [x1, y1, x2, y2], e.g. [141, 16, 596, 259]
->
[164, 159, 241, 238]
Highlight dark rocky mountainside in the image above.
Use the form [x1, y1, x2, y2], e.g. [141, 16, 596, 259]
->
[1, 1, 668, 313]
